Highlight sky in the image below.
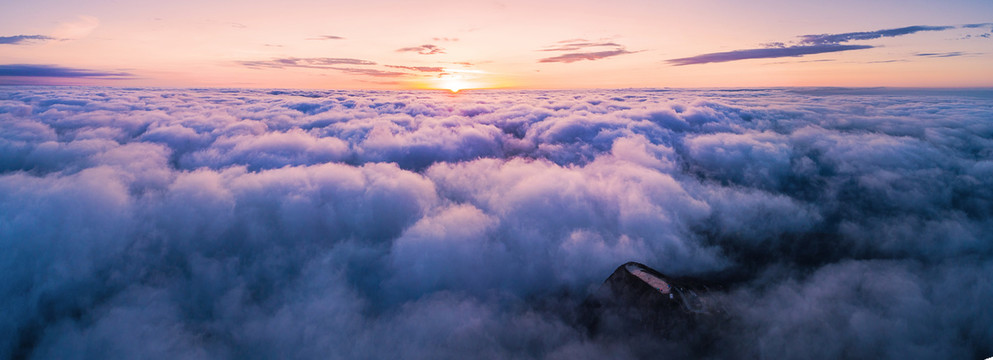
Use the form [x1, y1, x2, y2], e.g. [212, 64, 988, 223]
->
[0, 1, 991, 88]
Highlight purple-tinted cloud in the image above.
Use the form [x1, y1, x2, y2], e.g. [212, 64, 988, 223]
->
[240, 57, 377, 69]
[798, 25, 954, 45]
[385, 65, 445, 72]
[961, 23, 993, 29]
[239, 58, 429, 78]
[540, 41, 623, 52]
[539, 48, 636, 63]
[667, 44, 873, 66]
[396, 44, 445, 55]
[0, 35, 54, 45]
[0, 64, 132, 78]
[332, 67, 410, 78]
[669, 24, 973, 66]
[538, 39, 636, 63]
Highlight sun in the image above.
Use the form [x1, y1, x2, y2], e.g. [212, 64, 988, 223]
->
[424, 69, 495, 92]
[440, 76, 469, 93]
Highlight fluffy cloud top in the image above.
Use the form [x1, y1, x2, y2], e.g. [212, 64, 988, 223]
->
[1, 87, 991, 359]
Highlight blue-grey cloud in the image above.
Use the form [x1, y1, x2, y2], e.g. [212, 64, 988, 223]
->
[798, 25, 954, 45]
[0, 87, 991, 359]
[0, 35, 55, 45]
[915, 52, 967, 58]
[960, 23, 993, 29]
[669, 24, 974, 66]
[0, 64, 132, 78]
[668, 44, 873, 66]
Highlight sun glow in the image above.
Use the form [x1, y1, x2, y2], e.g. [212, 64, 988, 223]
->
[440, 75, 470, 92]
[416, 69, 509, 92]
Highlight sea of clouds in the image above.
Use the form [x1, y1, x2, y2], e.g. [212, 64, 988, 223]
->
[1, 86, 991, 359]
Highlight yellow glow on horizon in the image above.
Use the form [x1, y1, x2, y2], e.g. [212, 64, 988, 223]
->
[417, 68, 520, 91]
[437, 73, 474, 92]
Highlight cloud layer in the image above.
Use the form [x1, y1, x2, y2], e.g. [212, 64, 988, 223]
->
[1, 87, 991, 359]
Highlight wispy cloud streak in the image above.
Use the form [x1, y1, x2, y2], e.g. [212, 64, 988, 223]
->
[915, 52, 968, 58]
[668, 24, 973, 65]
[385, 65, 445, 72]
[333, 67, 410, 77]
[396, 44, 445, 55]
[539, 48, 636, 63]
[0, 35, 55, 45]
[0, 64, 131, 78]
[238, 58, 433, 78]
[797, 25, 953, 45]
[538, 39, 636, 63]
[669, 44, 872, 66]
[240, 57, 377, 69]
[307, 35, 345, 40]
[540, 40, 622, 52]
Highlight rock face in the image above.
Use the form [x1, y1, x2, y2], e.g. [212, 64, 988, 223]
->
[580, 262, 724, 337]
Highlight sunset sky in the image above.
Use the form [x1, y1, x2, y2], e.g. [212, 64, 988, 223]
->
[4, 1, 993, 356]
[1, 0, 991, 89]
